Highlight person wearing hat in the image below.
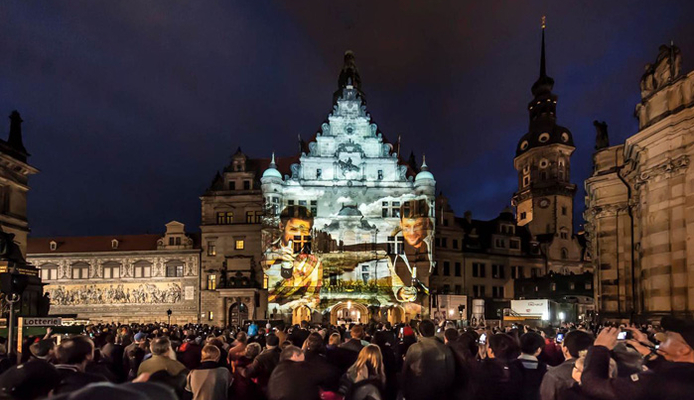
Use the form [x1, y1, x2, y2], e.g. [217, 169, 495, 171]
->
[581, 319, 694, 400]
[244, 333, 282, 395]
[0, 359, 60, 399]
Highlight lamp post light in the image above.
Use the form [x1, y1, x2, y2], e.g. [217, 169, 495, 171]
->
[167, 309, 172, 326]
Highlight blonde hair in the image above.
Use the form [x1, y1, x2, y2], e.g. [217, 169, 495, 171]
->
[349, 344, 385, 384]
[201, 344, 221, 361]
[329, 332, 342, 346]
[245, 342, 262, 359]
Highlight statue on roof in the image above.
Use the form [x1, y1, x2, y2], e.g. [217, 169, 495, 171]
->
[640, 43, 682, 98]
[333, 51, 366, 104]
[593, 120, 609, 151]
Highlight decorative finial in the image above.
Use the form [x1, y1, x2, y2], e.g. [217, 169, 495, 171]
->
[542, 15, 546, 29]
[271, 152, 276, 166]
[421, 154, 428, 170]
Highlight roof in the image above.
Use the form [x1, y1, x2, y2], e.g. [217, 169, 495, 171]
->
[454, 213, 538, 256]
[27, 233, 201, 254]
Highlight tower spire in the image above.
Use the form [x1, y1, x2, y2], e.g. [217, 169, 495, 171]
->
[540, 16, 547, 78]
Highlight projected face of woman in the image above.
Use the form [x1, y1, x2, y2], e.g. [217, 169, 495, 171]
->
[401, 217, 430, 248]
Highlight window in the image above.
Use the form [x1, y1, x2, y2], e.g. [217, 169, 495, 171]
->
[229, 181, 236, 190]
[569, 282, 575, 290]
[560, 232, 568, 240]
[387, 236, 404, 255]
[208, 311, 214, 321]
[454, 285, 462, 295]
[49, 241, 57, 251]
[562, 206, 567, 216]
[512, 266, 524, 279]
[310, 200, 317, 216]
[169, 237, 175, 245]
[377, 170, 383, 180]
[492, 286, 505, 298]
[217, 211, 233, 224]
[495, 238, 505, 248]
[443, 262, 450, 276]
[443, 284, 451, 294]
[71, 263, 89, 279]
[207, 243, 216, 256]
[510, 239, 520, 249]
[288, 200, 294, 205]
[441, 238, 447, 248]
[473, 285, 486, 298]
[235, 239, 245, 250]
[523, 176, 530, 186]
[585, 282, 592, 290]
[134, 262, 152, 278]
[382, 201, 400, 218]
[39, 264, 58, 281]
[166, 263, 184, 277]
[254, 211, 263, 223]
[111, 239, 119, 249]
[561, 248, 569, 259]
[208, 275, 217, 290]
[531, 268, 539, 278]
[452, 239, 458, 249]
[103, 263, 120, 279]
[316, 169, 322, 179]
[455, 262, 461, 277]
[432, 265, 438, 275]
[243, 180, 251, 190]
[246, 211, 253, 223]
[298, 200, 307, 206]
[520, 212, 527, 220]
[491, 265, 505, 279]
[472, 263, 486, 278]
[175, 237, 181, 245]
[551, 283, 557, 291]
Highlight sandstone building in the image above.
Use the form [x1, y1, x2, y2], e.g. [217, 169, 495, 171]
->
[27, 222, 201, 323]
[585, 44, 694, 320]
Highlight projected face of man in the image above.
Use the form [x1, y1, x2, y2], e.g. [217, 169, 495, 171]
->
[401, 216, 430, 249]
[280, 218, 312, 248]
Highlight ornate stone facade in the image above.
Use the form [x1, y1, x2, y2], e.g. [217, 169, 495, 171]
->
[585, 44, 694, 320]
[26, 221, 201, 324]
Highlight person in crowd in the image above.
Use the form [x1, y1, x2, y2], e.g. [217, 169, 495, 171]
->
[288, 321, 310, 348]
[178, 334, 203, 370]
[540, 330, 594, 400]
[560, 352, 617, 400]
[341, 325, 366, 353]
[512, 332, 549, 400]
[227, 331, 248, 367]
[303, 332, 341, 393]
[540, 328, 565, 367]
[137, 336, 187, 377]
[327, 331, 357, 374]
[267, 345, 336, 400]
[401, 319, 455, 400]
[185, 344, 232, 400]
[230, 342, 262, 400]
[0, 358, 61, 399]
[29, 339, 55, 362]
[339, 344, 386, 400]
[371, 330, 398, 400]
[580, 319, 694, 400]
[244, 333, 282, 395]
[477, 332, 522, 400]
[53, 335, 108, 395]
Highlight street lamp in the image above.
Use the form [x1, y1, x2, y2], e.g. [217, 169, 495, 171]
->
[167, 309, 172, 326]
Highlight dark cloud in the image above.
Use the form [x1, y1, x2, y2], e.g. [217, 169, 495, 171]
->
[1, 1, 692, 236]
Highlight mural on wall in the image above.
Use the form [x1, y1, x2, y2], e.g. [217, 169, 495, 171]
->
[48, 282, 183, 306]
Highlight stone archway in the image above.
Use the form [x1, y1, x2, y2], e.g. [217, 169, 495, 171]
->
[330, 301, 369, 324]
[292, 305, 312, 325]
[228, 302, 249, 326]
[386, 305, 406, 325]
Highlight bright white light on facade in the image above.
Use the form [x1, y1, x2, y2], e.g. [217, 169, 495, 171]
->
[558, 312, 565, 320]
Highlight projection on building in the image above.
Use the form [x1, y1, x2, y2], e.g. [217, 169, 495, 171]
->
[261, 51, 436, 322]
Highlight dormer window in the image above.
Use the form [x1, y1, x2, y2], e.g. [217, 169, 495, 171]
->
[111, 239, 119, 249]
[49, 241, 57, 251]
[538, 133, 550, 143]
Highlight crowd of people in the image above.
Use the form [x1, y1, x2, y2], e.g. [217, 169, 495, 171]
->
[0, 316, 691, 400]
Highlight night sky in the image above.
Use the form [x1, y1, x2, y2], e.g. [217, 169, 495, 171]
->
[3, 1, 694, 237]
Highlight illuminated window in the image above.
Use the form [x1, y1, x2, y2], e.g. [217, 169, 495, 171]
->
[208, 275, 217, 290]
[166, 263, 184, 277]
[207, 243, 216, 256]
[217, 212, 233, 224]
[235, 239, 245, 250]
[263, 275, 269, 289]
[40, 264, 58, 281]
[208, 311, 214, 321]
[246, 211, 253, 223]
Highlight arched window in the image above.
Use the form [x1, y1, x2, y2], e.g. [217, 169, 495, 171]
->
[561, 248, 569, 260]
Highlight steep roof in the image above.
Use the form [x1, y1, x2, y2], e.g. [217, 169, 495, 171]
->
[27, 233, 201, 254]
